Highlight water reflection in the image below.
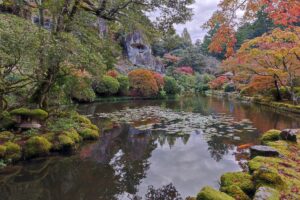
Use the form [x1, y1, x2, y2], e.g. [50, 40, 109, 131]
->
[1, 96, 300, 200]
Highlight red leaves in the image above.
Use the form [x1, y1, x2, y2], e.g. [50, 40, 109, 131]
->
[174, 66, 194, 75]
[106, 70, 119, 78]
[209, 76, 229, 90]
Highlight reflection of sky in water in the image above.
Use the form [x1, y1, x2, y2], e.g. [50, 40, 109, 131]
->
[137, 133, 241, 198]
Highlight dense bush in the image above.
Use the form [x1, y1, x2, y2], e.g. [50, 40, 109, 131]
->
[196, 83, 210, 92]
[164, 76, 180, 94]
[174, 66, 194, 75]
[94, 75, 120, 95]
[106, 70, 119, 78]
[176, 74, 196, 92]
[152, 72, 165, 89]
[209, 76, 229, 90]
[70, 78, 96, 103]
[117, 75, 129, 95]
[128, 69, 159, 97]
[224, 83, 236, 92]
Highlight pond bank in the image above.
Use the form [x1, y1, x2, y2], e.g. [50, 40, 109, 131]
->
[194, 128, 300, 200]
[0, 110, 100, 168]
[206, 90, 300, 115]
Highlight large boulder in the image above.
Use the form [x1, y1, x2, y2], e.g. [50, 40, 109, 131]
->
[196, 186, 234, 200]
[253, 186, 280, 200]
[220, 172, 255, 195]
[250, 145, 280, 158]
[125, 31, 164, 73]
[280, 129, 299, 142]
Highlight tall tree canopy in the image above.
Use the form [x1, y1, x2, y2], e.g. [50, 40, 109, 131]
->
[203, 0, 300, 57]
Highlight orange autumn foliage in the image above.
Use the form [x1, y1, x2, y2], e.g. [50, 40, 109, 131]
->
[205, 0, 300, 57]
[128, 69, 159, 97]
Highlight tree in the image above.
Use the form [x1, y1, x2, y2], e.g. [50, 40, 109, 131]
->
[128, 69, 159, 97]
[204, 0, 300, 57]
[181, 28, 192, 46]
[223, 27, 300, 103]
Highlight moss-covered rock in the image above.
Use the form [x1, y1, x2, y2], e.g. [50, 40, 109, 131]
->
[196, 186, 234, 200]
[0, 131, 14, 142]
[64, 129, 82, 143]
[78, 128, 100, 140]
[10, 108, 48, 119]
[220, 185, 250, 200]
[220, 172, 255, 195]
[74, 114, 92, 125]
[253, 167, 284, 190]
[0, 145, 6, 158]
[261, 130, 281, 144]
[253, 186, 280, 200]
[56, 135, 75, 150]
[24, 136, 52, 158]
[4, 142, 21, 162]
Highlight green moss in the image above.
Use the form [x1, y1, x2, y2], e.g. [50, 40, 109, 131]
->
[64, 129, 82, 143]
[10, 108, 48, 119]
[56, 135, 75, 150]
[0, 145, 6, 158]
[261, 130, 281, 144]
[0, 131, 14, 142]
[74, 114, 91, 125]
[42, 132, 56, 142]
[253, 168, 284, 190]
[4, 142, 21, 162]
[24, 136, 52, 158]
[220, 185, 250, 200]
[81, 123, 99, 131]
[254, 187, 280, 200]
[196, 186, 234, 200]
[78, 128, 100, 140]
[221, 172, 255, 194]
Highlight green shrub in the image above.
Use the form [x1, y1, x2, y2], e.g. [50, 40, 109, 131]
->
[78, 128, 100, 140]
[0, 145, 6, 158]
[24, 136, 52, 158]
[0, 111, 15, 130]
[72, 85, 96, 103]
[164, 76, 180, 95]
[117, 75, 129, 95]
[224, 83, 236, 92]
[64, 129, 82, 143]
[159, 90, 167, 99]
[94, 75, 120, 95]
[10, 108, 48, 120]
[4, 142, 21, 162]
[0, 131, 14, 141]
[195, 83, 209, 92]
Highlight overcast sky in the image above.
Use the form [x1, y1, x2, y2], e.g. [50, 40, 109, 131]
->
[174, 0, 220, 43]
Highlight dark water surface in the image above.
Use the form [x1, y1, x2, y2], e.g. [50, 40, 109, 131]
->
[1, 96, 300, 200]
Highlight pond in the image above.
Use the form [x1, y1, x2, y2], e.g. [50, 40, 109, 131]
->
[1, 95, 300, 200]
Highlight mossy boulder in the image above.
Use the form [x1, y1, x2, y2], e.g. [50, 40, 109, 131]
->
[10, 108, 48, 120]
[261, 130, 281, 144]
[253, 186, 280, 200]
[220, 185, 250, 200]
[64, 129, 82, 143]
[220, 172, 255, 195]
[196, 186, 234, 200]
[4, 142, 21, 162]
[253, 168, 284, 190]
[24, 136, 52, 158]
[0, 131, 14, 142]
[56, 135, 75, 150]
[78, 128, 100, 140]
[0, 145, 6, 158]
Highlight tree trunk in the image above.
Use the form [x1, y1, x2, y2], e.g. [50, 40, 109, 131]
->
[274, 79, 282, 101]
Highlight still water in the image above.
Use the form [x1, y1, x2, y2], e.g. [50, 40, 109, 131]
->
[0, 96, 300, 200]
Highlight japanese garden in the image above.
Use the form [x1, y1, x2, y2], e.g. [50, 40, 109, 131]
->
[0, 0, 299, 199]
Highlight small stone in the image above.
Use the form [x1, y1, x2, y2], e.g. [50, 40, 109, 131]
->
[253, 186, 280, 200]
[280, 129, 299, 142]
[233, 136, 241, 141]
[250, 145, 280, 158]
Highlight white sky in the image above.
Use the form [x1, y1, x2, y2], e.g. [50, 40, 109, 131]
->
[174, 0, 220, 42]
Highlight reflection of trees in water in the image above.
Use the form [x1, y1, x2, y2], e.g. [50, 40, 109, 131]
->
[153, 132, 191, 149]
[0, 124, 157, 200]
[206, 135, 234, 162]
[144, 183, 183, 200]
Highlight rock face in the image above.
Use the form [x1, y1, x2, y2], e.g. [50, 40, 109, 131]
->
[280, 129, 299, 142]
[253, 186, 280, 200]
[250, 145, 280, 158]
[125, 31, 164, 73]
